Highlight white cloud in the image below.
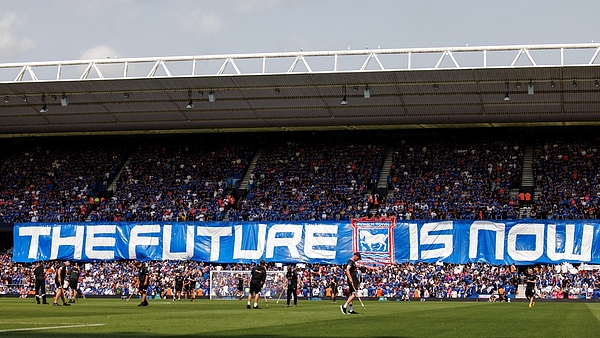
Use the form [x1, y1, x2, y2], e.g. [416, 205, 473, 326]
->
[0, 12, 36, 58]
[77, 45, 124, 78]
[79, 45, 120, 60]
[235, 0, 279, 12]
[179, 10, 223, 35]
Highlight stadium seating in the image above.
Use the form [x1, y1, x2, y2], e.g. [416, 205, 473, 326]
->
[2, 128, 600, 300]
[3, 128, 600, 222]
[532, 133, 600, 219]
[2, 253, 598, 300]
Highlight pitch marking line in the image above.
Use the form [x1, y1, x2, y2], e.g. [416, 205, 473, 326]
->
[0, 323, 105, 333]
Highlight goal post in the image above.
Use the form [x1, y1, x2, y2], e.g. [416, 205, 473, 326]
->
[209, 270, 287, 300]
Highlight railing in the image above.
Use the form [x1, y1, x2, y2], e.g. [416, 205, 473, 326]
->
[0, 283, 32, 295]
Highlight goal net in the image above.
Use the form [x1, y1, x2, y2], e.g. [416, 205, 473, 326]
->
[209, 270, 287, 300]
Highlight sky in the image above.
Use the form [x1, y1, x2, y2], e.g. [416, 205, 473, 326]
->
[0, 0, 598, 64]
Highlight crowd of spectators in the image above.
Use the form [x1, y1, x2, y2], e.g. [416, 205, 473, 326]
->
[3, 128, 600, 223]
[2, 250, 600, 301]
[0, 129, 531, 224]
[0, 140, 128, 223]
[0, 132, 389, 224]
[380, 131, 523, 220]
[4, 128, 600, 303]
[227, 136, 386, 221]
[531, 133, 600, 219]
[89, 136, 255, 222]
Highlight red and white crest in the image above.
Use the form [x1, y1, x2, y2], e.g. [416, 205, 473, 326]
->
[350, 217, 396, 265]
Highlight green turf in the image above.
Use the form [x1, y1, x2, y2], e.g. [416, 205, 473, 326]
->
[0, 297, 599, 337]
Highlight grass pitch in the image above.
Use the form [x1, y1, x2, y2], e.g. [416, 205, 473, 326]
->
[0, 297, 599, 337]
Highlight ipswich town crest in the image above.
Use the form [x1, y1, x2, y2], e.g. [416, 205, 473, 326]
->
[350, 217, 396, 265]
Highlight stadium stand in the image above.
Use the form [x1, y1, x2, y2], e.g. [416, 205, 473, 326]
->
[90, 135, 256, 222]
[382, 130, 523, 220]
[228, 132, 386, 221]
[0, 129, 529, 223]
[0, 139, 128, 223]
[3, 127, 600, 301]
[531, 131, 600, 219]
[2, 253, 600, 300]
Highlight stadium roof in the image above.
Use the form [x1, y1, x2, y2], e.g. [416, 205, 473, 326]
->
[1, 43, 600, 137]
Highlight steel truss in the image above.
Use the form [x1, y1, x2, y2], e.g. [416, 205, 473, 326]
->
[1, 43, 600, 83]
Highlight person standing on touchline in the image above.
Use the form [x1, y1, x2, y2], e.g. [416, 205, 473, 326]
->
[340, 252, 362, 315]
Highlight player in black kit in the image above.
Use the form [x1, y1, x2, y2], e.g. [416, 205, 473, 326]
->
[173, 270, 184, 301]
[525, 267, 537, 307]
[236, 275, 245, 300]
[53, 260, 71, 306]
[246, 260, 267, 309]
[33, 261, 48, 305]
[186, 270, 197, 301]
[285, 265, 299, 307]
[68, 262, 80, 303]
[135, 261, 149, 306]
[329, 277, 338, 303]
[340, 253, 361, 314]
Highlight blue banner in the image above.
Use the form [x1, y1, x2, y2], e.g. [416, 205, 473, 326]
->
[12, 219, 600, 265]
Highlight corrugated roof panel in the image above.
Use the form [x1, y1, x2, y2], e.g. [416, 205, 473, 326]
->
[256, 109, 331, 119]
[252, 97, 328, 109]
[405, 105, 483, 116]
[333, 106, 404, 117]
[564, 103, 600, 112]
[47, 114, 117, 124]
[484, 104, 562, 114]
[0, 115, 49, 125]
[403, 94, 481, 105]
[115, 111, 187, 122]
[1, 64, 600, 135]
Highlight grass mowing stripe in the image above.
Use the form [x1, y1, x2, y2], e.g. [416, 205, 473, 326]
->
[0, 324, 105, 333]
[0, 298, 599, 337]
